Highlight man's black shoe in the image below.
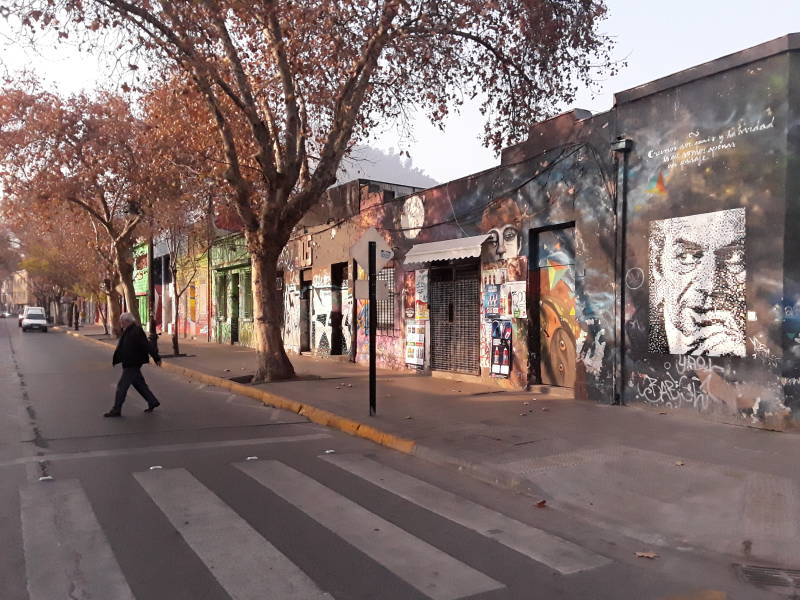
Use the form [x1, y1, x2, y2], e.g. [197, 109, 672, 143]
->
[103, 410, 122, 418]
[144, 401, 160, 413]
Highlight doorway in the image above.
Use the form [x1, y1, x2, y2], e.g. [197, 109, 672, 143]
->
[530, 225, 577, 387]
[330, 262, 348, 355]
[299, 269, 312, 352]
[230, 272, 240, 344]
[429, 262, 480, 374]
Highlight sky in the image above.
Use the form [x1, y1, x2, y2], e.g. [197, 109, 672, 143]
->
[2, 1, 800, 185]
[369, 0, 800, 183]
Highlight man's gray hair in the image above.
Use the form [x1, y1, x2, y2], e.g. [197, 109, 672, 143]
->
[120, 312, 137, 325]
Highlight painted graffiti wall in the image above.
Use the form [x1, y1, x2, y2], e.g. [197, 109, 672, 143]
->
[618, 49, 792, 426]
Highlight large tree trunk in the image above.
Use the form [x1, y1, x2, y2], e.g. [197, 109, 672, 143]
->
[250, 236, 294, 382]
[113, 247, 138, 322]
[98, 300, 109, 335]
[107, 286, 122, 338]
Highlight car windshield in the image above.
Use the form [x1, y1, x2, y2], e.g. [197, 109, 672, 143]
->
[27, 314, 46, 321]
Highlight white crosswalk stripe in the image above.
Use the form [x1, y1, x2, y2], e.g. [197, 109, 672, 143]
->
[135, 467, 333, 600]
[323, 453, 611, 575]
[17, 456, 611, 599]
[236, 459, 505, 600]
[20, 479, 135, 600]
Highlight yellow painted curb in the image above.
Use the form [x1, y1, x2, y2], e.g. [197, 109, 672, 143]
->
[58, 328, 417, 455]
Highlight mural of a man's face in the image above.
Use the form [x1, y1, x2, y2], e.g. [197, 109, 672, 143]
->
[489, 225, 521, 260]
[650, 208, 746, 356]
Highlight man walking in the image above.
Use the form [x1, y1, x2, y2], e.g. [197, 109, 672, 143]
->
[105, 312, 162, 417]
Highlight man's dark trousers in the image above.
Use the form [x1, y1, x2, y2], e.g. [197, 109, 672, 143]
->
[114, 366, 159, 412]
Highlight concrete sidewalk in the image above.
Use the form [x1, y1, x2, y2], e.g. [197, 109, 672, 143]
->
[64, 325, 800, 571]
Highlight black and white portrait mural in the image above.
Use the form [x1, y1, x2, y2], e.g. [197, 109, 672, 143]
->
[648, 208, 746, 356]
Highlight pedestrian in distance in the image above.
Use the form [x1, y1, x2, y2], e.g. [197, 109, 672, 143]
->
[104, 312, 162, 417]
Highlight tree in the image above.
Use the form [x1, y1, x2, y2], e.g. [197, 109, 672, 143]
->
[0, 227, 19, 282]
[4, 198, 116, 328]
[0, 87, 149, 329]
[8, 0, 615, 381]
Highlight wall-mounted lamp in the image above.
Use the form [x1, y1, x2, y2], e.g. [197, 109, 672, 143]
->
[611, 137, 633, 153]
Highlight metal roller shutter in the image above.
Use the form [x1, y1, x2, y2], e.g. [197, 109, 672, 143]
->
[430, 262, 480, 374]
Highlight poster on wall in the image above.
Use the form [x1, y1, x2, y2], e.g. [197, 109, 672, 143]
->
[484, 284, 500, 319]
[503, 281, 527, 318]
[480, 322, 493, 368]
[415, 269, 429, 320]
[648, 208, 746, 357]
[404, 271, 416, 319]
[405, 322, 425, 367]
[490, 319, 512, 377]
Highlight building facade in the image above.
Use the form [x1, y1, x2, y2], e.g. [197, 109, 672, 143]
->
[204, 35, 800, 430]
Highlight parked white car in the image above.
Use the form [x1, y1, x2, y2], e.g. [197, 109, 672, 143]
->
[20, 307, 48, 332]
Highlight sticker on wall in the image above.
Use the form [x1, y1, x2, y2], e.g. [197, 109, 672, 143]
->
[648, 208, 746, 356]
[504, 281, 527, 318]
[484, 284, 500, 319]
[490, 319, 512, 377]
[405, 322, 425, 367]
[480, 322, 493, 368]
[415, 269, 429, 320]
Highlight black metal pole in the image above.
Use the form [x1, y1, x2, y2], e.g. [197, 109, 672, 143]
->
[612, 138, 632, 405]
[368, 241, 377, 416]
[147, 238, 155, 333]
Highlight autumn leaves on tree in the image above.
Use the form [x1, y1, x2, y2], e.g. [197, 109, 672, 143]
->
[1, 0, 615, 381]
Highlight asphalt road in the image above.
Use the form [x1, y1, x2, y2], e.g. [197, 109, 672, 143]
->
[0, 319, 778, 600]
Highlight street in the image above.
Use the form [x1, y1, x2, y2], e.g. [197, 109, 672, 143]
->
[0, 318, 781, 599]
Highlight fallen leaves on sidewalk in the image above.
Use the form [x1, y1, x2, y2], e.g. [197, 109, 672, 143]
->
[635, 551, 659, 559]
[535, 500, 547, 508]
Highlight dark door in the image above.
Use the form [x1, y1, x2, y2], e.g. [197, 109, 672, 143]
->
[531, 226, 577, 387]
[299, 269, 312, 352]
[230, 272, 240, 344]
[330, 263, 348, 355]
[430, 262, 480, 374]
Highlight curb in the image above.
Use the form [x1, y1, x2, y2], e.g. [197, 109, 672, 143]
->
[53, 327, 417, 456]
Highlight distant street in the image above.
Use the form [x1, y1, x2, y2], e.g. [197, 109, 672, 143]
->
[0, 319, 779, 600]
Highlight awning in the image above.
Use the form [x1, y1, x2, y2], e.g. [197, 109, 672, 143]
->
[404, 234, 491, 265]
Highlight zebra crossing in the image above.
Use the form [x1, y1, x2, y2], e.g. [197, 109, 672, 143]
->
[18, 452, 611, 600]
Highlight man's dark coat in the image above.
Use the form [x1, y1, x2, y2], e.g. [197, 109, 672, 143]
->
[113, 323, 159, 368]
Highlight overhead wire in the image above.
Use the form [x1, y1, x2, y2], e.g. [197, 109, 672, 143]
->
[287, 140, 599, 243]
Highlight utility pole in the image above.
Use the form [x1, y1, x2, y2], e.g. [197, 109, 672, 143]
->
[147, 237, 155, 334]
[368, 241, 376, 416]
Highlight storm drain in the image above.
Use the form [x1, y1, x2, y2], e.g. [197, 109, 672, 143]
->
[735, 564, 800, 596]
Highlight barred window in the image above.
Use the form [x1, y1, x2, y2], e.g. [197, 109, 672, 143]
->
[242, 271, 253, 318]
[376, 267, 395, 335]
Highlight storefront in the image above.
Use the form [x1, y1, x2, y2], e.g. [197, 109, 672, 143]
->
[211, 233, 254, 346]
[132, 242, 149, 324]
